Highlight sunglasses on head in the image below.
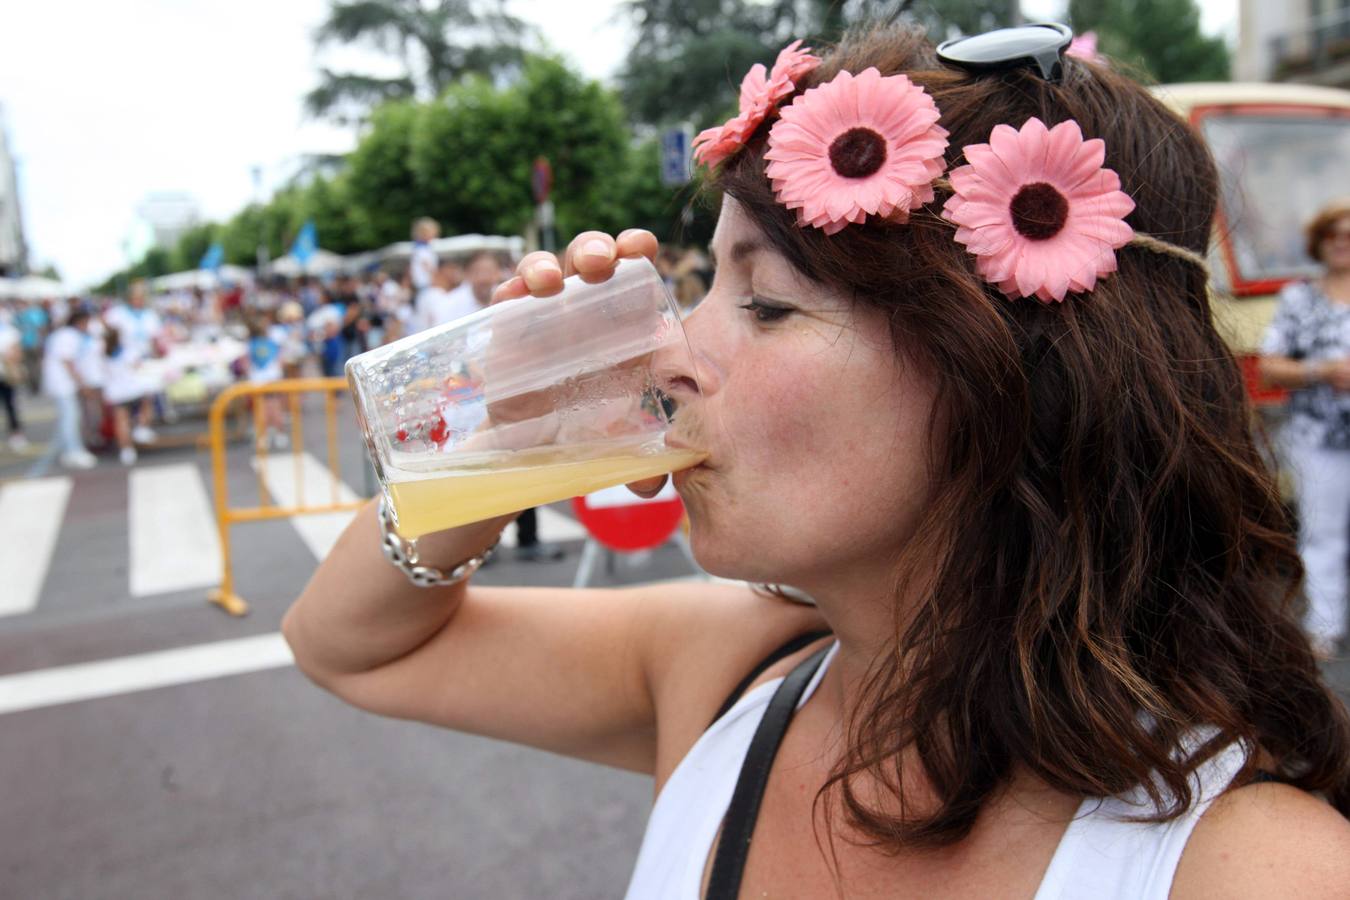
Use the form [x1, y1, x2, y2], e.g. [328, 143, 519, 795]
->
[936, 22, 1075, 82]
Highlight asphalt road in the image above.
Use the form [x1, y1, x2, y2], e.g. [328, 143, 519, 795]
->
[0, 391, 696, 900]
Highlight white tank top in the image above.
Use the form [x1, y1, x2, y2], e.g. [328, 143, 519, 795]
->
[625, 642, 1249, 899]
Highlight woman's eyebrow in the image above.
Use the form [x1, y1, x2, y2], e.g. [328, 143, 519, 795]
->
[709, 239, 764, 268]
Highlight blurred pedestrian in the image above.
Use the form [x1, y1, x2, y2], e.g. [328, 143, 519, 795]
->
[0, 306, 27, 449]
[410, 217, 441, 331]
[77, 310, 108, 449]
[17, 298, 47, 395]
[42, 308, 96, 469]
[245, 311, 288, 450]
[102, 328, 153, 466]
[274, 301, 308, 379]
[1259, 198, 1350, 657]
[415, 258, 469, 331]
[105, 281, 161, 445]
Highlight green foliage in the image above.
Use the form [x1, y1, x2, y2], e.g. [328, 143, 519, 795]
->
[297, 175, 365, 255]
[616, 0, 1016, 129]
[1069, 0, 1230, 83]
[169, 222, 220, 273]
[307, 0, 532, 123]
[345, 101, 424, 246]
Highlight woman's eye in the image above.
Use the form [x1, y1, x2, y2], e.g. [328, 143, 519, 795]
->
[738, 298, 793, 323]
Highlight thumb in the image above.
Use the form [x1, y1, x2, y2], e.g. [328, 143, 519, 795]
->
[625, 474, 668, 499]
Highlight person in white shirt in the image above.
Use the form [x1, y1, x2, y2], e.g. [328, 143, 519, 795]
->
[42, 308, 97, 469]
[77, 313, 107, 449]
[102, 328, 155, 465]
[409, 217, 441, 331]
[104, 281, 162, 445]
[414, 259, 469, 331]
[438, 250, 501, 324]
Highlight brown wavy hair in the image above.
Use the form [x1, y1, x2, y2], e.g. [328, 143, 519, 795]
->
[713, 25, 1350, 850]
[1306, 199, 1350, 262]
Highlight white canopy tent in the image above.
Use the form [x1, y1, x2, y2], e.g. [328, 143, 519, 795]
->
[0, 275, 69, 301]
[378, 234, 525, 268]
[266, 249, 346, 278]
[149, 265, 253, 293]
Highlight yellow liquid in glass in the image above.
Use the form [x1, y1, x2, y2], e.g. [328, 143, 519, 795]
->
[386, 445, 707, 539]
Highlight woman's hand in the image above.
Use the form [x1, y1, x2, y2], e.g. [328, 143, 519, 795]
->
[490, 228, 668, 498]
[492, 229, 660, 302]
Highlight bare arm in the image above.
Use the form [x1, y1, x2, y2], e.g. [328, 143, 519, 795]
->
[1259, 354, 1350, 391]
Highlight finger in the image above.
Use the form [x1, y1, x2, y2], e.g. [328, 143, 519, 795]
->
[563, 231, 618, 283]
[514, 252, 564, 296]
[491, 275, 528, 304]
[615, 229, 660, 262]
[625, 474, 668, 498]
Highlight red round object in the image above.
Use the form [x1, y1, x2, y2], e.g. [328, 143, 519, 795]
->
[572, 488, 685, 552]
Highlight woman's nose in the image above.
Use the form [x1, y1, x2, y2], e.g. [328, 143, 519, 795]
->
[656, 302, 723, 404]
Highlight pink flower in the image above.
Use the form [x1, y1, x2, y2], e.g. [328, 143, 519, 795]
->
[692, 40, 821, 168]
[941, 117, 1135, 303]
[770, 39, 819, 85]
[762, 67, 949, 235]
[1066, 32, 1105, 66]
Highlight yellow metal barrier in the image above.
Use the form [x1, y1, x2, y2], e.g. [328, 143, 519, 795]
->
[206, 377, 367, 616]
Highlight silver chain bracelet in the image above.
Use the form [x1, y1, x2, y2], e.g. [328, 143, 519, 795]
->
[377, 496, 497, 587]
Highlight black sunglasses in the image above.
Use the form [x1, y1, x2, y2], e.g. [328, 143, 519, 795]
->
[936, 22, 1075, 82]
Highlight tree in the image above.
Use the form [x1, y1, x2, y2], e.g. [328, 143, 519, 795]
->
[170, 222, 220, 273]
[1068, 0, 1230, 83]
[616, 0, 1016, 129]
[306, 0, 533, 123]
[297, 175, 365, 255]
[344, 101, 424, 246]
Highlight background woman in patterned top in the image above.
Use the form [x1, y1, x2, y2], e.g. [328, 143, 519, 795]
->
[1260, 199, 1350, 657]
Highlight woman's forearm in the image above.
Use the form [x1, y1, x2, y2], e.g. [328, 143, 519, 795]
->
[1258, 355, 1323, 389]
[281, 499, 511, 681]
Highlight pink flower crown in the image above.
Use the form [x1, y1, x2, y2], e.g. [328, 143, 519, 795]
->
[694, 42, 1205, 304]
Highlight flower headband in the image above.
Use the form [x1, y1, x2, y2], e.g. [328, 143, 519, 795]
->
[694, 42, 1208, 304]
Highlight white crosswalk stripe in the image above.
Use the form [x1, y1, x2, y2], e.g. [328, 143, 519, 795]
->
[129, 463, 223, 598]
[0, 454, 597, 618]
[251, 452, 362, 561]
[0, 476, 72, 617]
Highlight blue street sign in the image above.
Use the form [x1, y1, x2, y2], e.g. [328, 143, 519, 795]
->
[661, 129, 690, 187]
[290, 220, 318, 265]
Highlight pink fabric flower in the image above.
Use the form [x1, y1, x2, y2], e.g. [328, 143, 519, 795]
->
[941, 117, 1135, 303]
[1067, 32, 1105, 66]
[692, 40, 821, 168]
[762, 67, 949, 235]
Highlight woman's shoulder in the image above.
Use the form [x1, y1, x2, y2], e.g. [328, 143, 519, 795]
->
[631, 580, 828, 781]
[1278, 278, 1320, 304]
[1171, 781, 1350, 899]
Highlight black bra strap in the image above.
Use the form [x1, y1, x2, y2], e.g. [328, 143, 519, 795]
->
[709, 630, 833, 729]
[704, 644, 832, 900]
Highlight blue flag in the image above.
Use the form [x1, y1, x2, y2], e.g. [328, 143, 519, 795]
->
[199, 242, 224, 271]
[290, 220, 318, 265]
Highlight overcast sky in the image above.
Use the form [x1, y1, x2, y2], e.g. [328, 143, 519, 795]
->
[2, 0, 1236, 288]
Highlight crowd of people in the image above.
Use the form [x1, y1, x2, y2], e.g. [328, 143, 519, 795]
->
[0, 219, 712, 557]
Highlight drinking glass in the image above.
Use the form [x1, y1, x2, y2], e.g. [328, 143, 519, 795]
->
[347, 256, 705, 538]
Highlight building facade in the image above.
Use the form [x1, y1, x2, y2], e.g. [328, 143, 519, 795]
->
[0, 111, 26, 277]
[1238, 0, 1350, 87]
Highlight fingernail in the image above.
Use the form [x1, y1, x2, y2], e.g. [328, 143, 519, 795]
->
[579, 239, 611, 261]
[525, 261, 559, 281]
